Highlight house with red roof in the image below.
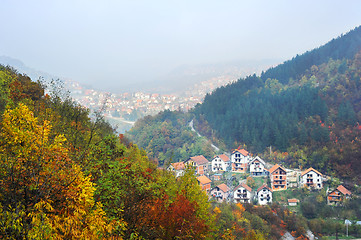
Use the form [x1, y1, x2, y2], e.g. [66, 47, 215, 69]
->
[327, 185, 352, 205]
[233, 183, 253, 203]
[211, 154, 231, 172]
[231, 148, 251, 173]
[257, 184, 273, 205]
[300, 167, 323, 189]
[167, 161, 185, 178]
[211, 183, 231, 202]
[185, 155, 209, 175]
[269, 164, 287, 191]
[197, 175, 212, 193]
[288, 199, 299, 206]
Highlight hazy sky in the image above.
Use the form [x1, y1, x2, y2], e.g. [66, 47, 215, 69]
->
[1, 0, 361, 91]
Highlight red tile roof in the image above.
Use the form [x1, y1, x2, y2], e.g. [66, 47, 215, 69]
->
[235, 183, 252, 192]
[218, 154, 230, 162]
[269, 164, 286, 174]
[232, 148, 249, 156]
[337, 185, 351, 196]
[288, 198, 299, 203]
[257, 184, 272, 193]
[217, 183, 230, 193]
[171, 162, 185, 170]
[197, 175, 212, 185]
[301, 167, 322, 177]
[190, 155, 209, 165]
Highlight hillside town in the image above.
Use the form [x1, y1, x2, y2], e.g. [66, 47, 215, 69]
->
[167, 147, 352, 207]
[66, 80, 202, 119]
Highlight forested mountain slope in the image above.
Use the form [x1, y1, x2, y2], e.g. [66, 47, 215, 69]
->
[0, 66, 215, 239]
[193, 26, 361, 182]
[260, 25, 361, 84]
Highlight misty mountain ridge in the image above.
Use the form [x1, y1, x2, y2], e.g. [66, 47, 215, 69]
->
[144, 58, 281, 95]
[0, 55, 280, 97]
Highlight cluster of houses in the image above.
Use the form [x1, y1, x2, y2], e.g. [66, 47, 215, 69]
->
[168, 147, 352, 206]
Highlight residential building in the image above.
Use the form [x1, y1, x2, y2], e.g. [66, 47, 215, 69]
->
[185, 155, 209, 175]
[257, 184, 272, 205]
[287, 169, 300, 188]
[167, 162, 185, 178]
[288, 199, 299, 206]
[269, 164, 287, 191]
[211, 154, 230, 172]
[211, 184, 231, 202]
[231, 148, 251, 173]
[300, 167, 323, 189]
[249, 156, 268, 176]
[233, 183, 253, 203]
[327, 185, 352, 205]
[197, 175, 212, 193]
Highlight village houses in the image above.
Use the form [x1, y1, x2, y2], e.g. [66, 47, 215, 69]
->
[327, 185, 352, 205]
[231, 148, 251, 173]
[257, 184, 273, 205]
[197, 175, 212, 193]
[300, 167, 324, 189]
[167, 161, 185, 178]
[211, 154, 231, 172]
[233, 183, 253, 203]
[184, 155, 209, 176]
[269, 164, 287, 191]
[211, 183, 231, 202]
[249, 156, 268, 176]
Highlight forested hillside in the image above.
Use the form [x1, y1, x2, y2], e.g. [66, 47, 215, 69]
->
[194, 26, 361, 183]
[0, 65, 318, 239]
[126, 110, 221, 166]
[0, 66, 215, 239]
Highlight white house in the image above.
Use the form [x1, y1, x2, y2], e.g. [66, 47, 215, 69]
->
[211, 183, 231, 202]
[300, 167, 323, 189]
[256, 184, 273, 205]
[249, 156, 268, 176]
[233, 183, 253, 203]
[231, 148, 251, 173]
[167, 162, 185, 178]
[211, 154, 230, 172]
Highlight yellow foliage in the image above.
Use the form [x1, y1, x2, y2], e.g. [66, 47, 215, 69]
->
[0, 104, 125, 239]
[213, 206, 221, 215]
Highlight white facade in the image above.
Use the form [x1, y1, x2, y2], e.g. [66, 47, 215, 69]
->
[233, 184, 253, 203]
[167, 162, 185, 178]
[300, 168, 323, 189]
[230, 149, 251, 172]
[211, 155, 230, 172]
[249, 156, 267, 176]
[257, 186, 272, 205]
[211, 184, 230, 202]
